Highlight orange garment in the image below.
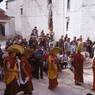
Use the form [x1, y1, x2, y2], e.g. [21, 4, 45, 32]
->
[3, 56, 18, 85]
[73, 52, 84, 84]
[77, 41, 83, 51]
[48, 55, 58, 79]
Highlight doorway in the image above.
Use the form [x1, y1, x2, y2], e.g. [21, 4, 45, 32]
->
[0, 24, 5, 36]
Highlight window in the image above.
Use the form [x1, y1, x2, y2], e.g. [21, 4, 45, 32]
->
[6, 1, 8, 9]
[0, 24, 5, 36]
[48, 0, 52, 4]
[66, 21, 69, 31]
[66, 17, 70, 31]
[20, 7, 23, 15]
[67, 0, 70, 11]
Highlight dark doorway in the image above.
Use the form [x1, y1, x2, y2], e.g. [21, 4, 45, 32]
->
[0, 24, 5, 36]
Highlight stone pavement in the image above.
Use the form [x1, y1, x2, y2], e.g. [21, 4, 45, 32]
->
[0, 82, 5, 95]
[0, 68, 95, 95]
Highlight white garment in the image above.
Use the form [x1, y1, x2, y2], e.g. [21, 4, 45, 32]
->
[70, 45, 76, 54]
[16, 58, 29, 85]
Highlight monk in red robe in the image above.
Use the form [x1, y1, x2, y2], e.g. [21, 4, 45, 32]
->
[73, 50, 84, 85]
[19, 51, 33, 95]
[3, 51, 19, 95]
[92, 57, 95, 91]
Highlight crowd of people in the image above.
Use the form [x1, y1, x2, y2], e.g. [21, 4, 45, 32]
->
[0, 26, 95, 95]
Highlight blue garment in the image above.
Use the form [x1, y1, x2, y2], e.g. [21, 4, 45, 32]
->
[63, 54, 68, 62]
[35, 49, 43, 59]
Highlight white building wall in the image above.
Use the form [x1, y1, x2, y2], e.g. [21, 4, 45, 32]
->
[6, 0, 23, 35]
[6, 0, 65, 40]
[53, 0, 64, 40]
[6, 0, 95, 41]
[65, 0, 82, 40]
[9, 18, 15, 35]
[21, 0, 65, 40]
[5, 22, 10, 36]
[7, 0, 23, 16]
[5, 18, 15, 37]
[81, 0, 95, 41]
[65, 0, 95, 41]
[21, 0, 48, 38]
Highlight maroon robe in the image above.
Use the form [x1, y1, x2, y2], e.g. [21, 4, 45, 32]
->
[73, 52, 84, 84]
[20, 56, 33, 94]
[92, 58, 95, 90]
[4, 56, 19, 95]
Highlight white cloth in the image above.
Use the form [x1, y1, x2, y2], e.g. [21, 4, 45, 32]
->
[16, 58, 29, 85]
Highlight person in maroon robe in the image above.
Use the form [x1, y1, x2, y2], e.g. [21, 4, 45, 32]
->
[92, 57, 95, 91]
[19, 50, 33, 95]
[3, 51, 19, 95]
[73, 50, 84, 85]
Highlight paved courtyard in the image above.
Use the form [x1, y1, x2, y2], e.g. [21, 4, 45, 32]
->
[0, 68, 95, 95]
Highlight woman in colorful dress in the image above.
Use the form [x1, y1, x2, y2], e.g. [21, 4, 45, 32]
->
[48, 50, 58, 90]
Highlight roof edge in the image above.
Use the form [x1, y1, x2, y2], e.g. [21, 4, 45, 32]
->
[6, 0, 15, 2]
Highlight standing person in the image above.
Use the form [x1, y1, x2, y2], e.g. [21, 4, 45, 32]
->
[40, 30, 45, 38]
[48, 50, 58, 90]
[77, 36, 84, 52]
[58, 35, 64, 50]
[0, 44, 3, 67]
[92, 57, 95, 91]
[71, 36, 77, 46]
[73, 49, 84, 85]
[63, 51, 68, 69]
[19, 51, 33, 95]
[86, 37, 93, 58]
[3, 51, 19, 95]
[31, 26, 38, 37]
[64, 38, 71, 56]
[34, 47, 44, 79]
[0, 44, 3, 81]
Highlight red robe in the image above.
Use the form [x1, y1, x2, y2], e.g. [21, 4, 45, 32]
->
[20, 56, 32, 78]
[20, 56, 33, 93]
[92, 58, 95, 90]
[73, 52, 84, 84]
[4, 56, 19, 95]
[4, 56, 16, 69]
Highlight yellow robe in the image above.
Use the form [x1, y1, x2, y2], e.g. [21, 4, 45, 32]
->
[3, 63, 18, 85]
[77, 41, 83, 52]
[48, 56, 58, 79]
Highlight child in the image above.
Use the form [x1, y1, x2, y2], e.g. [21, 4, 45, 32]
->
[63, 52, 68, 69]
